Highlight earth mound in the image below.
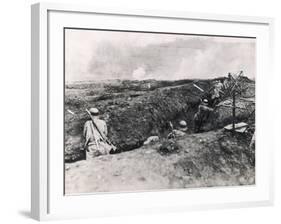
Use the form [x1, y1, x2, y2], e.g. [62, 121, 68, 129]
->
[65, 129, 254, 193]
[65, 78, 254, 162]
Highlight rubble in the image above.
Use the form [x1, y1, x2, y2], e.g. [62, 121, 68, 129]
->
[143, 136, 160, 145]
[158, 139, 180, 155]
[224, 122, 248, 133]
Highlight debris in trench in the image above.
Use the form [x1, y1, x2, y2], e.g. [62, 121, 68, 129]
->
[167, 130, 186, 139]
[65, 77, 255, 162]
[224, 122, 248, 133]
[167, 120, 188, 139]
[143, 136, 160, 145]
[158, 139, 180, 155]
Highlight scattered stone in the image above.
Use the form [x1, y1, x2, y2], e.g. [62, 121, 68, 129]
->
[239, 176, 246, 184]
[249, 177, 255, 184]
[143, 136, 159, 145]
[219, 156, 226, 165]
[145, 150, 154, 154]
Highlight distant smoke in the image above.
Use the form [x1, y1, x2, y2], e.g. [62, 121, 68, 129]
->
[132, 66, 146, 80]
[65, 30, 256, 82]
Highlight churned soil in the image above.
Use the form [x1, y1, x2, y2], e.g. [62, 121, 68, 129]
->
[64, 78, 255, 162]
[65, 129, 254, 194]
[64, 78, 255, 193]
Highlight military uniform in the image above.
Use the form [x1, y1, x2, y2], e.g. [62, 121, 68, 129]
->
[167, 120, 188, 139]
[194, 101, 214, 133]
[211, 81, 224, 105]
[83, 108, 112, 158]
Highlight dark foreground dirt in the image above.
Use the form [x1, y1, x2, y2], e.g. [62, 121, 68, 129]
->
[65, 129, 255, 194]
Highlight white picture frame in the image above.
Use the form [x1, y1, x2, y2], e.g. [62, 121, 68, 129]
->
[31, 2, 274, 221]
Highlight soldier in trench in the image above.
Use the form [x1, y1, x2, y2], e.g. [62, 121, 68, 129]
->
[193, 99, 214, 133]
[83, 108, 114, 159]
[211, 80, 224, 106]
[167, 120, 188, 139]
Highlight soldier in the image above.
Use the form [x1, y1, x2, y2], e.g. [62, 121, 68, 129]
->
[83, 108, 113, 158]
[223, 73, 232, 90]
[194, 99, 214, 133]
[211, 80, 224, 106]
[167, 120, 188, 139]
[179, 120, 188, 132]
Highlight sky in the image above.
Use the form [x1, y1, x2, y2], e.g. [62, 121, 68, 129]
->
[65, 29, 256, 82]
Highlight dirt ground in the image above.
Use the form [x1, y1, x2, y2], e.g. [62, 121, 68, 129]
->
[64, 78, 255, 163]
[64, 78, 255, 194]
[65, 129, 255, 194]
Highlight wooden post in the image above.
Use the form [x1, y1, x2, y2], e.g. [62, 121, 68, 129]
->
[232, 90, 236, 133]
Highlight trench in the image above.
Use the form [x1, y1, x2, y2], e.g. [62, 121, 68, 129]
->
[105, 85, 204, 152]
[65, 80, 255, 163]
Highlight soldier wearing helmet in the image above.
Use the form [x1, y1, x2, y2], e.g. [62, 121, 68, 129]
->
[167, 120, 188, 139]
[193, 99, 214, 133]
[83, 108, 112, 158]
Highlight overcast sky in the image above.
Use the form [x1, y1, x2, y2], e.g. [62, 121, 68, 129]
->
[65, 29, 256, 82]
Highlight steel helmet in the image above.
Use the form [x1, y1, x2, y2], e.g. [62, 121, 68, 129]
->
[179, 120, 187, 127]
[89, 108, 99, 115]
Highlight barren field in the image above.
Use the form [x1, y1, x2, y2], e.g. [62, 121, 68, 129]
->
[64, 78, 255, 194]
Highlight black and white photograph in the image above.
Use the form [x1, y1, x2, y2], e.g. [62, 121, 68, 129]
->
[64, 28, 256, 194]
